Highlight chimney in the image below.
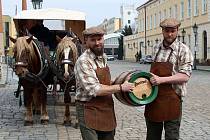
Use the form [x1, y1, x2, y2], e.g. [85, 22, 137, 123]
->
[22, 0, 27, 10]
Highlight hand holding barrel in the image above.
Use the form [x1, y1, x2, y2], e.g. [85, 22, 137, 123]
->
[150, 73, 162, 85]
[120, 81, 134, 93]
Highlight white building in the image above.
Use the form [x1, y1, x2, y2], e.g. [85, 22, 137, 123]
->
[104, 33, 121, 58]
[120, 4, 137, 30]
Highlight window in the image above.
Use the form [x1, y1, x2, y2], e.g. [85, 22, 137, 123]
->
[150, 15, 153, 29]
[202, 0, 207, 14]
[142, 18, 144, 32]
[146, 16, 149, 30]
[194, 0, 198, 16]
[128, 20, 131, 24]
[154, 13, 157, 28]
[164, 9, 167, 19]
[159, 11, 162, 24]
[128, 11, 131, 15]
[169, 7, 172, 18]
[188, 0, 191, 17]
[180, 1, 184, 20]
[174, 5, 178, 18]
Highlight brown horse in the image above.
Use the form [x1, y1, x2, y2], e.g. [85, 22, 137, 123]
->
[56, 35, 79, 125]
[10, 36, 50, 125]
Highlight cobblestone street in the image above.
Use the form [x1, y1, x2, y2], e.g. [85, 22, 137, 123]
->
[0, 61, 210, 140]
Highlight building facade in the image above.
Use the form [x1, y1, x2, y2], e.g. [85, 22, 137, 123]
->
[104, 33, 121, 58]
[124, 0, 210, 64]
[0, 0, 3, 56]
[2, 15, 16, 56]
[98, 17, 121, 34]
[120, 4, 137, 30]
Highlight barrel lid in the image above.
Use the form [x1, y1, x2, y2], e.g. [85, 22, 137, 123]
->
[128, 72, 158, 105]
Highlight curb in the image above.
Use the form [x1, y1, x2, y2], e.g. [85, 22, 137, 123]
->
[196, 69, 210, 72]
[0, 83, 6, 88]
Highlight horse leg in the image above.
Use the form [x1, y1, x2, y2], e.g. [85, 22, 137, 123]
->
[24, 89, 33, 126]
[39, 88, 49, 125]
[32, 89, 41, 115]
[64, 90, 71, 125]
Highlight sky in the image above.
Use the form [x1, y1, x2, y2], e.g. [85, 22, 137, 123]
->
[2, 0, 147, 27]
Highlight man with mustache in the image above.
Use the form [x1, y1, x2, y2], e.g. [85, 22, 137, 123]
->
[145, 18, 194, 140]
[74, 26, 134, 140]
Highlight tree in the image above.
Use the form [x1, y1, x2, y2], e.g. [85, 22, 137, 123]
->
[118, 25, 133, 60]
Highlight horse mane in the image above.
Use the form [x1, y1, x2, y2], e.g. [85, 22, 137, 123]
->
[56, 36, 78, 64]
[15, 36, 37, 63]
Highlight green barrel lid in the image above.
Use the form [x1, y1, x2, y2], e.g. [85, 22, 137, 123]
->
[128, 72, 158, 105]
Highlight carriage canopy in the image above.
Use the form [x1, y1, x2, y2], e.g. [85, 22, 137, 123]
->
[13, 8, 86, 43]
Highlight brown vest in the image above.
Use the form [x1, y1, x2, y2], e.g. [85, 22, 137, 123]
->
[84, 59, 117, 131]
[144, 47, 181, 122]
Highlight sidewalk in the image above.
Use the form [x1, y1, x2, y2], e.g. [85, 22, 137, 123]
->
[196, 65, 210, 72]
[0, 63, 18, 87]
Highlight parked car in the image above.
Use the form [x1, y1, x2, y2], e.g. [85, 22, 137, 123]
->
[107, 55, 115, 61]
[139, 55, 153, 64]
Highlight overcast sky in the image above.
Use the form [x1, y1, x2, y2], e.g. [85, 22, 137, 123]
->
[2, 0, 147, 27]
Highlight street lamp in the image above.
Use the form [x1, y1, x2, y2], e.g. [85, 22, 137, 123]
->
[177, 34, 181, 41]
[31, 0, 43, 9]
[192, 23, 198, 70]
[147, 40, 150, 47]
[181, 29, 186, 44]
[155, 38, 158, 44]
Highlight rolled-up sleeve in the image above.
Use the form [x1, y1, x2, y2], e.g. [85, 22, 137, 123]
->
[178, 47, 194, 77]
[75, 59, 101, 97]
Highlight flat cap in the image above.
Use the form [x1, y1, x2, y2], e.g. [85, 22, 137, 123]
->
[160, 18, 181, 28]
[83, 26, 105, 36]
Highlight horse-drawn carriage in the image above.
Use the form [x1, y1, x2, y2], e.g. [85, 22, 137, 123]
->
[10, 8, 86, 126]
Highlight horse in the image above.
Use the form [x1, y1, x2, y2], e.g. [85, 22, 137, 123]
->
[56, 35, 79, 126]
[10, 36, 53, 125]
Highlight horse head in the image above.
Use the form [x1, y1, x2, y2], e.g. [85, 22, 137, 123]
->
[56, 35, 78, 81]
[10, 36, 41, 77]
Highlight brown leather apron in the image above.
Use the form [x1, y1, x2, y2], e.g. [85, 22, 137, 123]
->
[144, 47, 181, 122]
[84, 59, 117, 131]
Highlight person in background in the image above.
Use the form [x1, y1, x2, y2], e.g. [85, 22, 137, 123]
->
[74, 26, 134, 140]
[144, 18, 194, 140]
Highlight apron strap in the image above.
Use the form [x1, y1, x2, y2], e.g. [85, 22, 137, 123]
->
[166, 48, 173, 62]
[154, 44, 173, 63]
[94, 57, 106, 68]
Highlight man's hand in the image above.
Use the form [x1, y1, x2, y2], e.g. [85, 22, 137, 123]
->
[121, 81, 134, 92]
[150, 73, 164, 85]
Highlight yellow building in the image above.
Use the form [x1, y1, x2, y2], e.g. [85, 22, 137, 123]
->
[124, 0, 209, 64]
[98, 17, 121, 34]
[2, 15, 17, 56]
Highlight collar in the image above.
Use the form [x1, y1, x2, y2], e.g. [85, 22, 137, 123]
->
[87, 49, 107, 61]
[160, 39, 179, 51]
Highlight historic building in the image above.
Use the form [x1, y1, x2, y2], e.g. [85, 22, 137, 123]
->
[104, 33, 121, 58]
[120, 4, 137, 30]
[124, 0, 210, 64]
[98, 18, 121, 34]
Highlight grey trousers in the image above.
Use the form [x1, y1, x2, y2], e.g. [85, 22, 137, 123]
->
[76, 102, 115, 140]
[145, 103, 182, 140]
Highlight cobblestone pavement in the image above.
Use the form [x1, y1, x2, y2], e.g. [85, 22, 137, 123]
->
[0, 61, 210, 140]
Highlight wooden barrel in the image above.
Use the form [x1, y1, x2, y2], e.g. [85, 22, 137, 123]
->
[113, 70, 158, 106]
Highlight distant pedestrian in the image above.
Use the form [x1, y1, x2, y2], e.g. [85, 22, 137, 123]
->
[135, 52, 139, 62]
[74, 26, 134, 140]
[145, 18, 193, 140]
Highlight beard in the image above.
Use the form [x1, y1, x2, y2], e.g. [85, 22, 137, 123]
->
[90, 45, 104, 56]
[163, 37, 176, 47]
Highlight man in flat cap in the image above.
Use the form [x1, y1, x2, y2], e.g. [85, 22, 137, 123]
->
[144, 18, 193, 140]
[74, 26, 134, 140]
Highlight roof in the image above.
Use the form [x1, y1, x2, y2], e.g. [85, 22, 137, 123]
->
[13, 8, 86, 21]
[104, 33, 121, 40]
